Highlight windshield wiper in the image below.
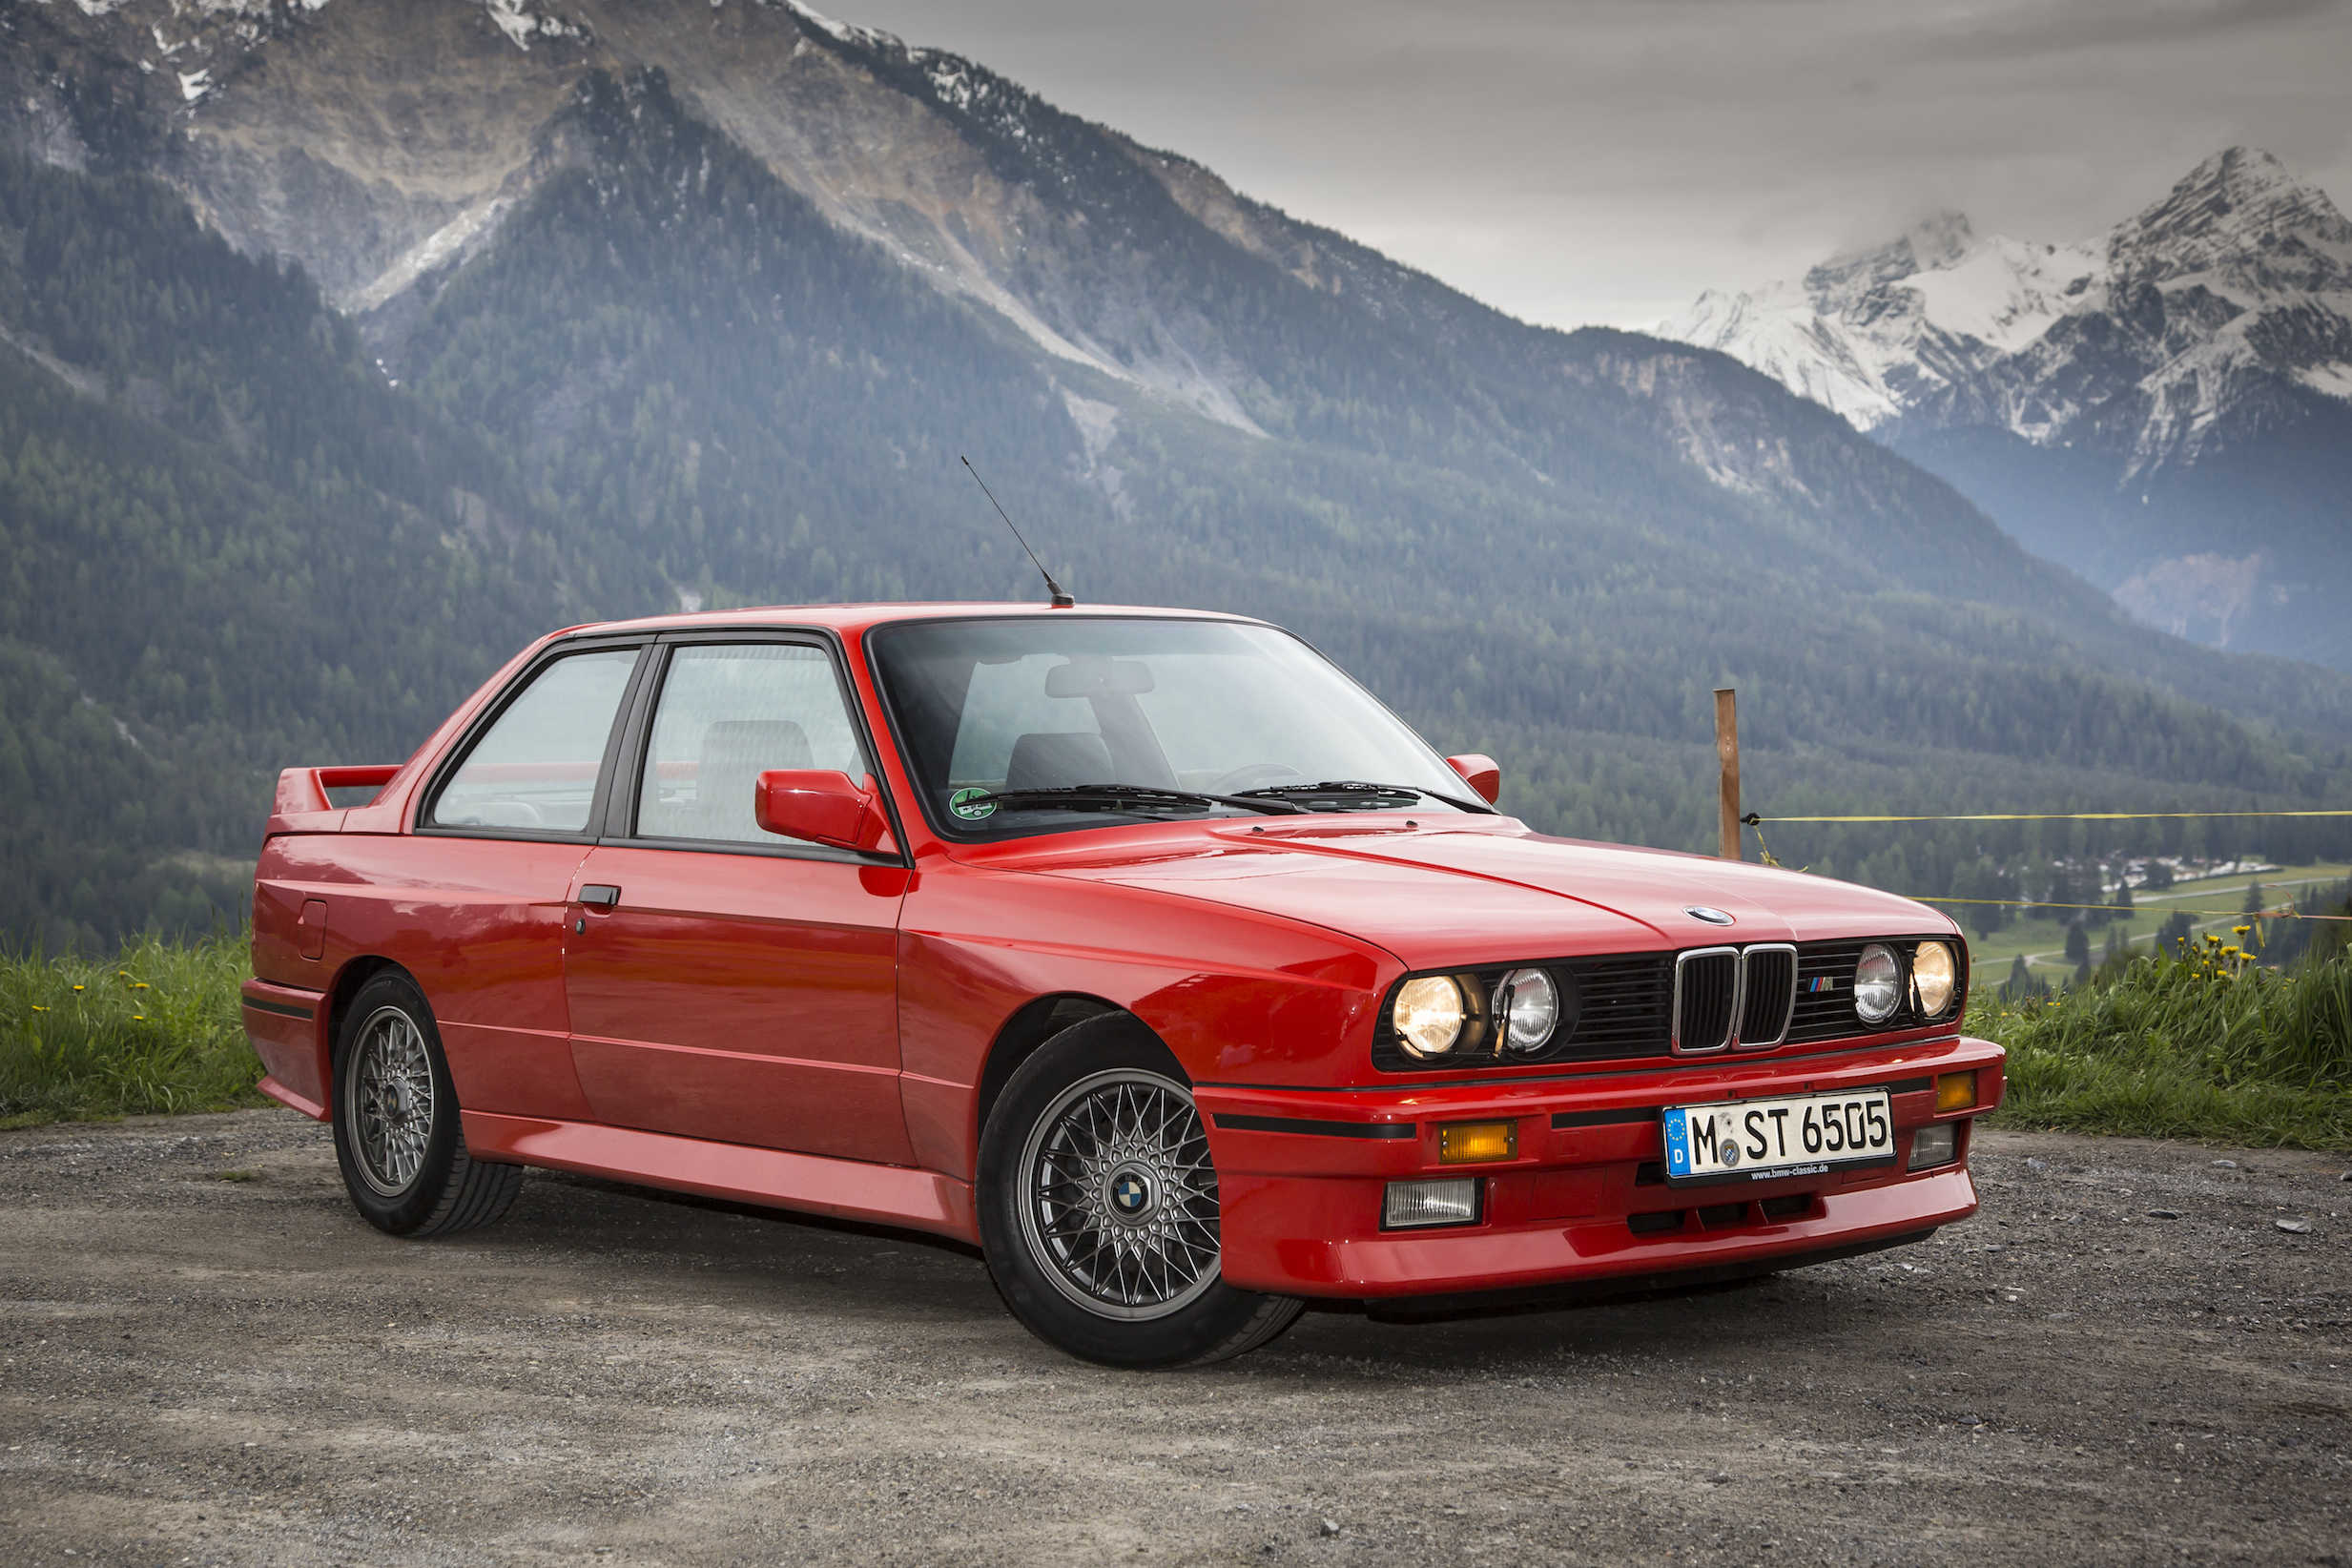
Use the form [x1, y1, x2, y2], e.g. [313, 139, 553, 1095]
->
[964, 784, 1306, 818]
[1236, 779, 1493, 815]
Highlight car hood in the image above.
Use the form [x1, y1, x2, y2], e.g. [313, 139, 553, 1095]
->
[976, 816, 1954, 970]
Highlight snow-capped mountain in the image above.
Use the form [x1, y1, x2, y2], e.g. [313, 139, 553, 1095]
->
[1662, 149, 2352, 668]
[1662, 212, 2106, 434]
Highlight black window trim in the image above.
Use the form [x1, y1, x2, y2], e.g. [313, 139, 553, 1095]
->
[592, 627, 913, 869]
[862, 609, 1492, 847]
[414, 634, 655, 845]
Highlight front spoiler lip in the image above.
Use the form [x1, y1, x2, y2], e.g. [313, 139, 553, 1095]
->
[1216, 1163, 1982, 1297]
[1195, 1034, 2005, 1177]
[1197, 1036, 2000, 1298]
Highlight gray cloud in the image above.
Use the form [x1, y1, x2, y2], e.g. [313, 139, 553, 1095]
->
[831, 0, 2352, 327]
[1929, 0, 2344, 59]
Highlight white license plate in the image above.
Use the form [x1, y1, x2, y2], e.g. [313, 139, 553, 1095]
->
[1661, 1089, 1894, 1186]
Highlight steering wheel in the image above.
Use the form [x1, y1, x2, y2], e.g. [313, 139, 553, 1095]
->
[1204, 762, 1306, 794]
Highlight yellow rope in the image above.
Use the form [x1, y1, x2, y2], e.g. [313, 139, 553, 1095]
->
[1743, 809, 2352, 824]
[1898, 896, 2352, 921]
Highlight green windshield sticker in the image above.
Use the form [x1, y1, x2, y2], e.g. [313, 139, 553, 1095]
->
[949, 787, 998, 821]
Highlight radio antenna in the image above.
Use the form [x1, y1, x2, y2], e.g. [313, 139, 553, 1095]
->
[962, 455, 1073, 608]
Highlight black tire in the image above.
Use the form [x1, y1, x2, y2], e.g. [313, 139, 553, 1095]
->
[978, 1014, 1305, 1368]
[331, 971, 521, 1238]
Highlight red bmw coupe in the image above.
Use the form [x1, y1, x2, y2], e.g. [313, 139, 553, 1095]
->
[243, 603, 2002, 1366]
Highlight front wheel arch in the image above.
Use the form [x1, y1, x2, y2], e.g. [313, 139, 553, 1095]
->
[972, 993, 1122, 1166]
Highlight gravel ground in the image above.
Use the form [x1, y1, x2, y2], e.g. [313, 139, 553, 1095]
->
[1, 1111, 2346, 1567]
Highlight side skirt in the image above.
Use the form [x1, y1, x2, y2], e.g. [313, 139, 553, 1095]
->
[258, 1074, 329, 1122]
[460, 1111, 979, 1245]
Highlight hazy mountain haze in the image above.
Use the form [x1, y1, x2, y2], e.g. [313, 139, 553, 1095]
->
[836, 0, 2352, 329]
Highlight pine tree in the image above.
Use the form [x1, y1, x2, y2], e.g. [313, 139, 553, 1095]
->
[2002, 954, 2032, 1001]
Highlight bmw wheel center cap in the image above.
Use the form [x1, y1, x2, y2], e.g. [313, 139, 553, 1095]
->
[1110, 1168, 1154, 1218]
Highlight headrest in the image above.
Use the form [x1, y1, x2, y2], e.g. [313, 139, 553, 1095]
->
[1004, 732, 1116, 794]
[702, 719, 814, 778]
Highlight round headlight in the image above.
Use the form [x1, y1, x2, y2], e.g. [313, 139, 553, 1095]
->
[1497, 967, 1560, 1054]
[1392, 976, 1466, 1058]
[1854, 943, 1903, 1024]
[1912, 940, 1956, 1016]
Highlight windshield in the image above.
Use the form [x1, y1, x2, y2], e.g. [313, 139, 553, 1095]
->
[868, 616, 1478, 836]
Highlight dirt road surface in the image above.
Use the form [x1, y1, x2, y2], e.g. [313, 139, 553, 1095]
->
[2, 1111, 2345, 1566]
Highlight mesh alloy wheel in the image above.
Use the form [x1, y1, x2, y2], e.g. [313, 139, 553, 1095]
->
[345, 1003, 436, 1198]
[1017, 1068, 1222, 1321]
[329, 971, 521, 1239]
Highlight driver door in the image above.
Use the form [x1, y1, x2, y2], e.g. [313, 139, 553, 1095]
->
[562, 635, 913, 1164]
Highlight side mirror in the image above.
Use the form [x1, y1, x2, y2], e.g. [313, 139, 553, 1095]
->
[1445, 753, 1501, 805]
[754, 770, 891, 851]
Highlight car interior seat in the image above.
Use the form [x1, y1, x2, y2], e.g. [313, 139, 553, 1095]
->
[1003, 732, 1117, 794]
[691, 718, 813, 840]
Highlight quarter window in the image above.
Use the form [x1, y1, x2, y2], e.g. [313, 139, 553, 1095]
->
[636, 644, 870, 844]
[426, 648, 641, 834]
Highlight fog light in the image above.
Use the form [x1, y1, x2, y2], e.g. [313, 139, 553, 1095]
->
[1935, 1070, 1978, 1113]
[1437, 1121, 1516, 1164]
[1908, 1123, 1959, 1170]
[1383, 1178, 1481, 1229]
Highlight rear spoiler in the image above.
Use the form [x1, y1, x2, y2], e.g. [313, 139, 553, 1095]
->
[273, 765, 402, 817]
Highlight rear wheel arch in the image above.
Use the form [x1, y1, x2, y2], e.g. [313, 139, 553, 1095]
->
[323, 956, 403, 1069]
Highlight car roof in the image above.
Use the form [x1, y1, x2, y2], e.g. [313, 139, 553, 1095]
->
[551, 601, 1263, 639]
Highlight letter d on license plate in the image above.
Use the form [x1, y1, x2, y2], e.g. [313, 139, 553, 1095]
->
[1661, 1089, 1895, 1185]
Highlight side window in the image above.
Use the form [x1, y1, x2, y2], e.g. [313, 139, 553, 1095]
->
[426, 648, 641, 834]
[635, 644, 869, 845]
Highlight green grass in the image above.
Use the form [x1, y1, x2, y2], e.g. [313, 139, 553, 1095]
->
[1975, 950, 2352, 1152]
[0, 934, 266, 1128]
[8, 932, 2350, 1157]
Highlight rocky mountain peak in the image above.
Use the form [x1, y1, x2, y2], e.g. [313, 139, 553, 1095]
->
[2112, 145, 2352, 292]
[1804, 210, 1976, 308]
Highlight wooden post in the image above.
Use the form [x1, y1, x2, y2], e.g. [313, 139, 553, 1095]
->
[1714, 688, 1741, 861]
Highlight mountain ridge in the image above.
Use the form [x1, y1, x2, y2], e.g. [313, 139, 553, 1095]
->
[5, 0, 2352, 948]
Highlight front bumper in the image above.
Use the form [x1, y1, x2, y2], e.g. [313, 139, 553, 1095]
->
[1196, 1034, 2003, 1299]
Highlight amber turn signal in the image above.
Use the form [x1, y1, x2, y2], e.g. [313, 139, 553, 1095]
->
[1935, 1070, 1978, 1113]
[1436, 1121, 1517, 1164]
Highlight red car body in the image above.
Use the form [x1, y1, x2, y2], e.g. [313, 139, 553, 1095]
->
[244, 603, 2001, 1316]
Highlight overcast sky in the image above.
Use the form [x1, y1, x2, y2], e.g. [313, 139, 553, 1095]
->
[833, 0, 2352, 329]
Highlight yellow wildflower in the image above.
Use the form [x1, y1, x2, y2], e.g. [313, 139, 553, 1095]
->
[2232, 925, 2250, 935]
[131, 982, 150, 991]
[31, 1004, 48, 1013]
[72, 984, 84, 992]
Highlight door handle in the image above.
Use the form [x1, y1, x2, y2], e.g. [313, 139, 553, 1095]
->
[578, 884, 622, 910]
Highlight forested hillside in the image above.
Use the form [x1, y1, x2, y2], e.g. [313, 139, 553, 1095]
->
[0, 150, 632, 949]
[1, 0, 2350, 949]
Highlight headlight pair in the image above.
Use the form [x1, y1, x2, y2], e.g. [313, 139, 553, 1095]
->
[1392, 967, 1560, 1060]
[1854, 939, 1959, 1023]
